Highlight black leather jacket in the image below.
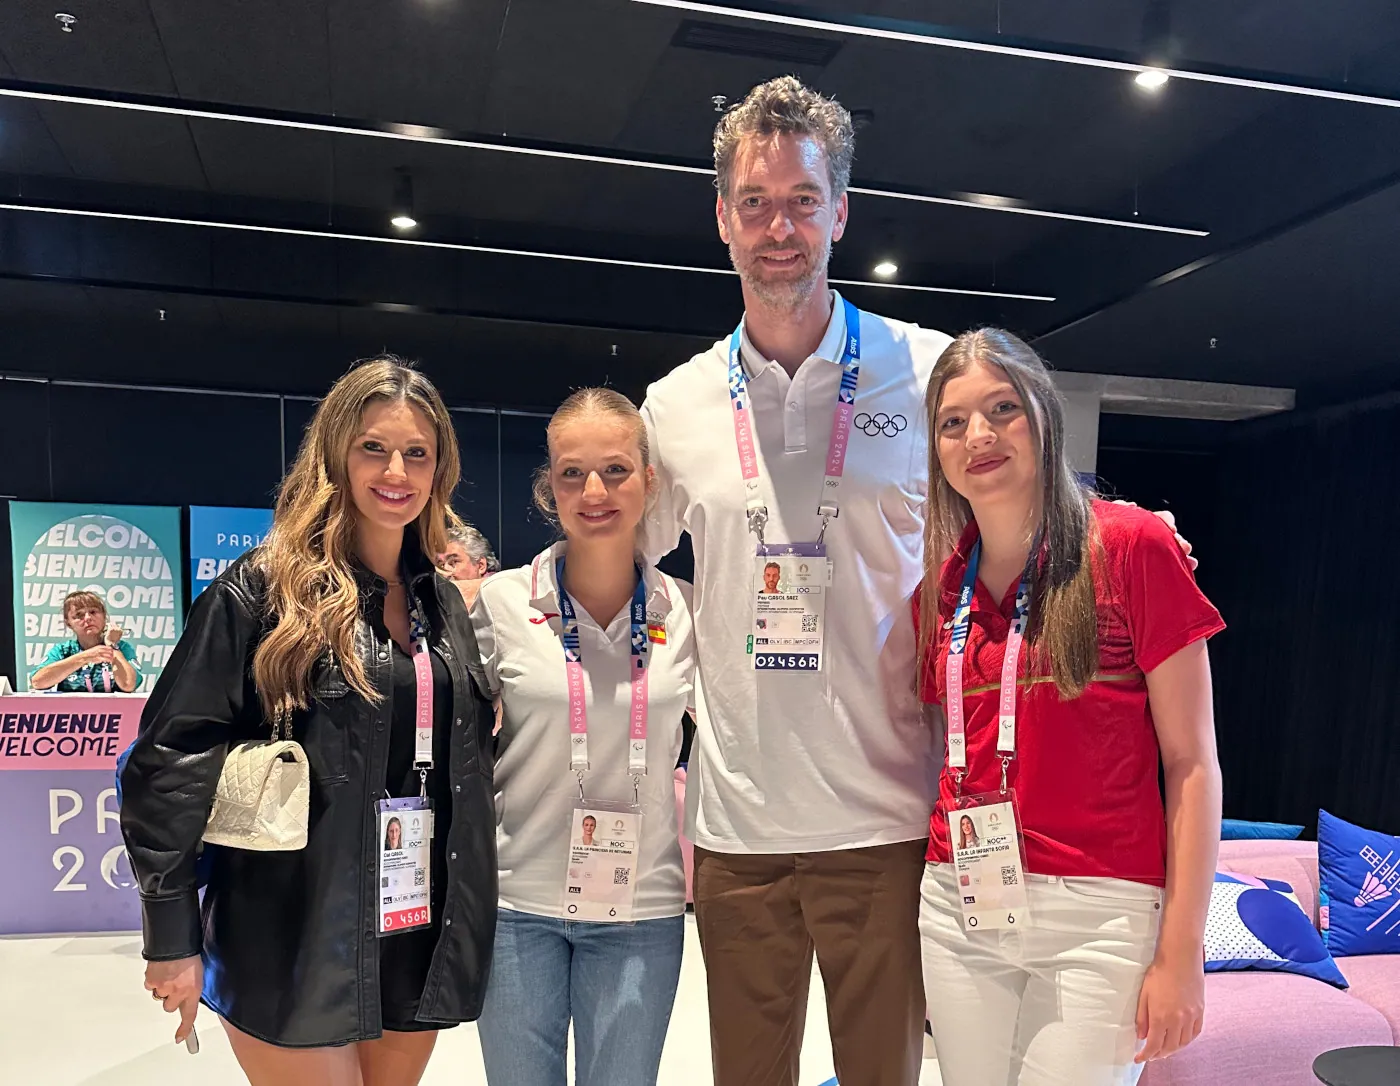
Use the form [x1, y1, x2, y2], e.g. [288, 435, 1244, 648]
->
[120, 544, 496, 1047]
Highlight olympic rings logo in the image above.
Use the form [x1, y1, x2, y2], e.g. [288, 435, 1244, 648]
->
[853, 412, 907, 437]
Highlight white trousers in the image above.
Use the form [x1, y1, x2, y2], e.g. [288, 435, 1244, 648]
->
[920, 862, 1163, 1086]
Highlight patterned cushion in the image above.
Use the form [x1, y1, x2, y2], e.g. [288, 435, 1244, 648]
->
[1318, 809, 1400, 958]
[1206, 871, 1348, 988]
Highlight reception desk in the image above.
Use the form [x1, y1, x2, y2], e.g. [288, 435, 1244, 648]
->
[0, 693, 144, 935]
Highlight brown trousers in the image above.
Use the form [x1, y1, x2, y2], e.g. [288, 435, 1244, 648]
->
[694, 839, 927, 1086]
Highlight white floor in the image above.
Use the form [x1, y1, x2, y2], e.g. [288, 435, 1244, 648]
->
[0, 917, 944, 1086]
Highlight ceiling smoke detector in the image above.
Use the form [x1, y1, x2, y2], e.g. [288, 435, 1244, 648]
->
[55, 13, 77, 32]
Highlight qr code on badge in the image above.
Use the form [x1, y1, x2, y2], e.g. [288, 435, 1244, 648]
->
[414, 867, 426, 887]
[801, 614, 818, 632]
[1001, 865, 1019, 887]
[613, 867, 630, 886]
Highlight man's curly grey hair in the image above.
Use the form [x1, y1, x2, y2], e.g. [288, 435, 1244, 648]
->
[447, 523, 499, 573]
[713, 76, 856, 201]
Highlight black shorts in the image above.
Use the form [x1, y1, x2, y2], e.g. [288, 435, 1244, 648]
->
[379, 921, 455, 1034]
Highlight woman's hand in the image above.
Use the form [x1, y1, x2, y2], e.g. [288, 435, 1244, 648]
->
[1134, 952, 1205, 1063]
[80, 644, 117, 666]
[145, 956, 203, 1045]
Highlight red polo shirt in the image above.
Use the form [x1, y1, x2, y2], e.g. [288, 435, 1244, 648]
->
[916, 501, 1225, 885]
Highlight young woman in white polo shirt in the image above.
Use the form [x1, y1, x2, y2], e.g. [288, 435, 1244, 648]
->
[470, 388, 695, 1086]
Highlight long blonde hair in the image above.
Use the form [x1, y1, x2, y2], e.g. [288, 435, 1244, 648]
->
[253, 357, 462, 723]
[920, 329, 1099, 699]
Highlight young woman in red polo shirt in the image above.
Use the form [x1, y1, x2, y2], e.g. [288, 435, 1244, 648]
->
[916, 328, 1224, 1085]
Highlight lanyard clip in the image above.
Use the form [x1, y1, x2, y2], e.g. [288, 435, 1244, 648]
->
[419, 767, 428, 801]
[632, 773, 641, 807]
[999, 755, 1013, 796]
[576, 771, 586, 802]
[953, 768, 965, 800]
[747, 505, 769, 546]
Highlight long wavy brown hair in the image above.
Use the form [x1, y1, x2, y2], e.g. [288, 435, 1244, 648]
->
[253, 357, 462, 724]
[920, 328, 1100, 699]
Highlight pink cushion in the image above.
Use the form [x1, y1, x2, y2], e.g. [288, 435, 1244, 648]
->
[1141, 972, 1393, 1086]
[1337, 954, 1400, 1039]
[1218, 839, 1320, 923]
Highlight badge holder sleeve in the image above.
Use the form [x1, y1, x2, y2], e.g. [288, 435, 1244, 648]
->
[377, 795, 433, 936]
[948, 788, 1032, 931]
[563, 799, 643, 923]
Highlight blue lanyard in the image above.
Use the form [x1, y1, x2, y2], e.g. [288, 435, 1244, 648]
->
[555, 557, 651, 786]
[948, 541, 1034, 656]
[726, 295, 863, 541]
[946, 538, 1035, 793]
[554, 558, 648, 665]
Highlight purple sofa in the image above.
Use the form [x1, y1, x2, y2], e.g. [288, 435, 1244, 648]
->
[1142, 839, 1400, 1086]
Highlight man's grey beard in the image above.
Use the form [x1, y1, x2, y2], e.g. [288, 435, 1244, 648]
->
[729, 236, 832, 314]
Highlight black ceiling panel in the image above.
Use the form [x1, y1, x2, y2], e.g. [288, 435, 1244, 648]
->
[149, 0, 334, 113]
[0, 3, 177, 96]
[328, 0, 510, 132]
[1037, 179, 1400, 400]
[0, 0, 1396, 429]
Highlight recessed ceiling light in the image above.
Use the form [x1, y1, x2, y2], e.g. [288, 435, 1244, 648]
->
[391, 168, 417, 231]
[873, 261, 898, 279]
[55, 13, 77, 32]
[1134, 68, 1170, 90]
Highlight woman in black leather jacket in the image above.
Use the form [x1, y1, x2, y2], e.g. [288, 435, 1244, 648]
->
[120, 358, 496, 1084]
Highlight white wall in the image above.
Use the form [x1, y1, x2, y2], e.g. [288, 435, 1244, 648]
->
[1058, 388, 1102, 475]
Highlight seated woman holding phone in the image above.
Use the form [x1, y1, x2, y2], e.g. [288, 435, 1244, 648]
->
[29, 590, 141, 692]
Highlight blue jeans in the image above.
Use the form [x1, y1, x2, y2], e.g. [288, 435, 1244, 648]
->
[476, 908, 685, 1086]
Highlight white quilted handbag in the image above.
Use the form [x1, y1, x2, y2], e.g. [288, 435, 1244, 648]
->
[202, 737, 310, 851]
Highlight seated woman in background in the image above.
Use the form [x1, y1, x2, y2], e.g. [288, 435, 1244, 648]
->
[438, 523, 499, 609]
[120, 357, 497, 1086]
[915, 328, 1224, 1086]
[29, 590, 141, 692]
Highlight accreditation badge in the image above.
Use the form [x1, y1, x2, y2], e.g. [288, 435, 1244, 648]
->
[562, 801, 641, 923]
[377, 796, 432, 936]
[947, 793, 1031, 931]
[748, 543, 831, 673]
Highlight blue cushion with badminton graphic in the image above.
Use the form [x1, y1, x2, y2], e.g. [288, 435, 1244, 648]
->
[1318, 809, 1400, 958]
[1205, 871, 1348, 988]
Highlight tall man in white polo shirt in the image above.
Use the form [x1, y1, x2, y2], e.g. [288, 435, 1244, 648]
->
[640, 77, 944, 1085]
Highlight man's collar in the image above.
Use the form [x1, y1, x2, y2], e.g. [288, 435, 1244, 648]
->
[737, 290, 847, 378]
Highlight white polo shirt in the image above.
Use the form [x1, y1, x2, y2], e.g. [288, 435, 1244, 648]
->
[471, 543, 695, 920]
[640, 292, 952, 854]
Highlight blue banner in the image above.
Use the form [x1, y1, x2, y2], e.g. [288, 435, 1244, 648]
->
[189, 506, 273, 598]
